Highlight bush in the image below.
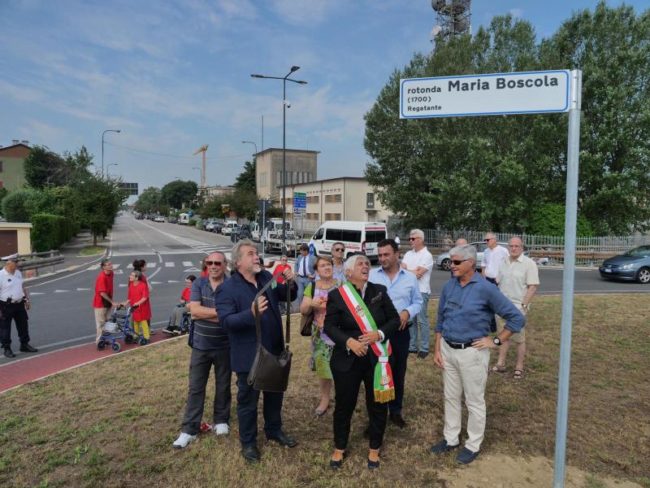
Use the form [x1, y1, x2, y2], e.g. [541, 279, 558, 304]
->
[527, 203, 594, 237]
[31, 213, 74, 252]
[1, 189, 47, 222]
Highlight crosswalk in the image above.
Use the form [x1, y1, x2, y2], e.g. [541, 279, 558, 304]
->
[86, 258, 219, 273]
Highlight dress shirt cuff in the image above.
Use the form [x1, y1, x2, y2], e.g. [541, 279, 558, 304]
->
[378, 330, 385, 342]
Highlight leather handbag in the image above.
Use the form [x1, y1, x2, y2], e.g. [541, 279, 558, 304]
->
[247, 275, 293, 393]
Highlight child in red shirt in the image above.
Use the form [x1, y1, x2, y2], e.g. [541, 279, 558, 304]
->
[163, 275, 196, 335]
[127, 270, 152, 344]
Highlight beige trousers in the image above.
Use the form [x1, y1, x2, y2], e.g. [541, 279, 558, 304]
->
[94, 307, 110, 343]
[441, 340, 490, 453]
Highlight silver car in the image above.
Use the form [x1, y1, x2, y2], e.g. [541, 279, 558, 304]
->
[435, 241, 509, 271]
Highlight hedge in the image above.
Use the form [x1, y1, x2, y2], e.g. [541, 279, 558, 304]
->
[31, 213, 75, 252]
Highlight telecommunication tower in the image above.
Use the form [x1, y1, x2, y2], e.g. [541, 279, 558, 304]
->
[430, 0, 471, 43]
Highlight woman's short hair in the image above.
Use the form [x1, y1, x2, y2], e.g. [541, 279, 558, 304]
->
[449, 244, 477, 263]
[315, 255, 333, 269]
[343, 253, 370, 277]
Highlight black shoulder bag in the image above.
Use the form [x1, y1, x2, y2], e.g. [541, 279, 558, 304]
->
[247, 276, 293, 393]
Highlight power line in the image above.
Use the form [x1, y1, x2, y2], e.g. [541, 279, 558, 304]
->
[104, 141, 250, 161]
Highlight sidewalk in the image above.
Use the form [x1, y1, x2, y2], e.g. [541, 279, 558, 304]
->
[25, 231, 109, 282]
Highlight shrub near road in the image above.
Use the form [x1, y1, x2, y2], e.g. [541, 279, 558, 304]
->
[0, 295, 648, 487]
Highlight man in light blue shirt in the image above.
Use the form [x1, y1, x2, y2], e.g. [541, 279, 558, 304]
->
[430, 244, 524, 465]
[370, 239, 422, 428]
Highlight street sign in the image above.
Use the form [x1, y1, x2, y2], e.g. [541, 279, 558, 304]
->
[293, 192, 306, 211]
[119, 182, 139, 196]
[400, 70, 570, 119]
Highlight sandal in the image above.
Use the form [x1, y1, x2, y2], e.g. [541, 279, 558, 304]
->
[491, 364, 507, 373]
[513, 369, 524, 380]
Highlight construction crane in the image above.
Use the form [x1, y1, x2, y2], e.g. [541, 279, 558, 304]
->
[193, 144, 208, 190]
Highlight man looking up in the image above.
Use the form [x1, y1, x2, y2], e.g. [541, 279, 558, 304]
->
[370, 239, 422, 428]
[93, 259, 115, 346]
[215, 239, 298, 463]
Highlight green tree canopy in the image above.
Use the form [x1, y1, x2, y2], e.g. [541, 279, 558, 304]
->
[364, 2, 650, 235]
[160, 180, 198, 210]
[134, 187, 162, 215]
[234, 160, 256, 193]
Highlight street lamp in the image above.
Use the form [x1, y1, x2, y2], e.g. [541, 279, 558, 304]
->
[251, 66, 307, 250]
[107, 163, 118, 177]
[101, 129, 121, 177]
[241, 140, 258, 158]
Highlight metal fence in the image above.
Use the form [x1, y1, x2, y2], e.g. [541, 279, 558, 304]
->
[419, 229, 650, 267]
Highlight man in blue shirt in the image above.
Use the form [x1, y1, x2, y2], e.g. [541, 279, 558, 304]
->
[430, 244, 524, 465]
[173, 252, 231, 449]
[215, 239, 298, 463]
[369, 239, 422, 429]
[294, 243, 315, 311]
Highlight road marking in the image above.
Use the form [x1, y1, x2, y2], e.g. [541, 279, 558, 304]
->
[30, 292, 44, 295]
[119, 283, 127, 287]
[88, 264, 100, 270]
[182, 261, 193, 267]
[127, 263, 133, 269]
[112, 263, 121, 269]
[77, 288, 91, 291]
[168, 280, 180, 283]
[54, 289, 69, 293]
[165, 262, 175, 267]
[147, 263, 157, 268]
[114, 269, 123, 275]
[151, 281, 162, 285]
[184, 267, 200, 272]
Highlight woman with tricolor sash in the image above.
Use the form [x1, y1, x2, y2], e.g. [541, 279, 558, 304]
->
[323, 254, 400, 470]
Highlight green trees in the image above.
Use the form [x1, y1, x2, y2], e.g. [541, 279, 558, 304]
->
[365, 2, 650, 235]
[160, 180, 198, 210]
[134, 187, 163, 215]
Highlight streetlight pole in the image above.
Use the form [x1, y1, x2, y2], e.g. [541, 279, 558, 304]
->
[101, 129, 121, 177]
[251, 66, 307, 251]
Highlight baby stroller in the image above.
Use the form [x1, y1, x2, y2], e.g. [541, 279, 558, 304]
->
[97, 306, 143, 352]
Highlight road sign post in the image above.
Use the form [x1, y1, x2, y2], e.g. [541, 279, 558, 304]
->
[400, 69, 581, 488]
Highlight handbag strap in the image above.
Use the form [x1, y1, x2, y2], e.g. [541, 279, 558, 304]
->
[253, 274, 292, 347]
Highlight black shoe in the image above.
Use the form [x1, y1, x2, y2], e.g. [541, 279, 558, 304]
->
[408, 350, 418, 355]
[389, 412, 407, 429]
[456, 447, 479, 464]
[367, 457, 380, 470]
[162, 328, 176, 335]
[430, 439, 460, 454]
[3, 348, 15, 358]
[267, 431, 298, 448]
[20, 344, 38, 353]
[417, 351, 429, 359]
[241, 445, 261, 463]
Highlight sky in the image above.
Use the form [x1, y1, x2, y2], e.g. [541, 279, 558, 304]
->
[0, 0, 646, 193]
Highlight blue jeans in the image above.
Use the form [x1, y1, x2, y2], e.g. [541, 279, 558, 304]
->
[293, 275, 311, 311]
[409, 292, 430, 353]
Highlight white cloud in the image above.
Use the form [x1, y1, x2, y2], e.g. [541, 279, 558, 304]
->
[269, 0, 344, 25]
[509, 8, 524, 19]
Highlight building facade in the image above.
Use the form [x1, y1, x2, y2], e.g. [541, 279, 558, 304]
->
[283, 177, 390, 232]
[256, 148, 318, 202]
[0, 142, 30, 191]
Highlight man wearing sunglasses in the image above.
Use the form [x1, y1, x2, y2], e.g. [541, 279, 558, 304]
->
[330, 242, 346, 282]
[400, 229, 434, 359]
[430, 245, 524, 465]
[173, 252, 231, 449]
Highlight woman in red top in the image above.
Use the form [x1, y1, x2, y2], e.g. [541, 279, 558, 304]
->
[127, 270, 152, 344]
[272, 255, 291, 284]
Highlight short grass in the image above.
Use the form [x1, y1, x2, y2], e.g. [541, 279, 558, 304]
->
[77, 246, 106, 257]
[1, 294, 649, 487]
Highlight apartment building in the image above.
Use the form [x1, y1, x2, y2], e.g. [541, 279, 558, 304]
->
[0, 141, 30, 191]
[256, 148, 318, 202]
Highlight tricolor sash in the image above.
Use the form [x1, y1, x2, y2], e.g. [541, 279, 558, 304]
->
[338, 282, 395, 403]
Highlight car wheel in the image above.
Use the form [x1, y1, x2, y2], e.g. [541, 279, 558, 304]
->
[441, 258, 451, 271]
[636, 267, 650, 284]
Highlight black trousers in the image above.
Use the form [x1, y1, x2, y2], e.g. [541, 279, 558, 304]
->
[388, 326, 410, 415]
[0, 301, 30, 349]
[235, 372, 283, 448]
[181, 348, 232, 435]
[485, 277, 498, 332]
[332, 355, 388, 450]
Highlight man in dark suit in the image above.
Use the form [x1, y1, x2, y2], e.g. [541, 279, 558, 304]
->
[294, 243, 316, 310]
[215, 239, 298, 463]
[324, 254, 400, 469]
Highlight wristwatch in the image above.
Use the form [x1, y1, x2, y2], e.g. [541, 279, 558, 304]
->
[493, 337, 502, 347]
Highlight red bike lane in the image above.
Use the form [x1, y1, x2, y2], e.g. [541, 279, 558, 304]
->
[0, 333, 175, 394]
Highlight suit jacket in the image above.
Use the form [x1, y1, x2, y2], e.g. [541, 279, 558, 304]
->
[324, 281, 399, 373]
[215, 270, 297, 373]
[294, 254, 316, 277]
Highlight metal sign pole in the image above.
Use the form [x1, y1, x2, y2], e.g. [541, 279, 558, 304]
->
[553, 69, 582, 488]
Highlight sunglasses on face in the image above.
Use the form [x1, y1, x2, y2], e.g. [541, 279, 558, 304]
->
[409, 237, 418, 241]
[205, 260, 223, 266]
[333, 248, 344, 252]
[451, 259, 469, 266]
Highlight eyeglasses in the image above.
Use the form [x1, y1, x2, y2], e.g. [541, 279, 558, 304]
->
[451, 259, 469, 266]
[333, 248, 344, 252]
[485, 238, 494, 242]
[205, 260, 223, 266]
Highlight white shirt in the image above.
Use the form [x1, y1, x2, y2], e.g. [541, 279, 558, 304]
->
[497, 254, 540, 305]
[482, 245, 509, 279]
[0, 268, 25, 302]
[402, 247, 434, 294]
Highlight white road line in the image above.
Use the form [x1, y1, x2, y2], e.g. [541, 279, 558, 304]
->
[30, 292, 45, 295]
[119, 283, 127, 287]
[112, 263, 121, 269]
[165, 262, 175, 267]
[147, 263, 157, 268]
[151, 281, 162, 285]
[77, 287, 91, 291]
[127, 263, 133, 269]
[88, 264, 100, 270]
[167, 280, 180, 283]
[114, 269, 123, 275]
[182, 261, 193, 267]
[54, 289, 70, 293]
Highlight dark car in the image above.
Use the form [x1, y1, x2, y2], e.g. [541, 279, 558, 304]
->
[599, 245, 650, 283]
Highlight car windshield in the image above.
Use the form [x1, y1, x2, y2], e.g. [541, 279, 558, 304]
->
[623, 246, 650, 257]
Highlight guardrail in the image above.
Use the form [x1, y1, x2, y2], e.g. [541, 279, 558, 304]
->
[1, 250, 65, 271]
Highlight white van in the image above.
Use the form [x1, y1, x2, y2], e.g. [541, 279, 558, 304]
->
[178, 213, 190, 225]
[309, 221, 387, 261]
[221, 220, 239, 236]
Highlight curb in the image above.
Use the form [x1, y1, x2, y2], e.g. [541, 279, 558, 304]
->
[24, 240, 110, 283]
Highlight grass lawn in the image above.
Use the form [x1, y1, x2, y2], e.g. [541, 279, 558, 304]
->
[77, 246, 106, 257]
[1, 294, 649, 487]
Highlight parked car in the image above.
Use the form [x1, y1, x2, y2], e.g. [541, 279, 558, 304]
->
[154, 216, 165, 223]
[435, 241, 509, 271]
[168, 216, 178, 224]
[598, 245, 650, 283]
[221, 221, 239, 236]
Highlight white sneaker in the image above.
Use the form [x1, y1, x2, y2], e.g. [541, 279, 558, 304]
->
[214, 423, 229, 436]
[172, 432, 197, 449]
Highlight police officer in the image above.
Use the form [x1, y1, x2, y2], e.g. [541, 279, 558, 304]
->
[0, 256, 38, 358]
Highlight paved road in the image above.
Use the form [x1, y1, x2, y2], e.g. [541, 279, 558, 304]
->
[2, 214, 648, 365]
